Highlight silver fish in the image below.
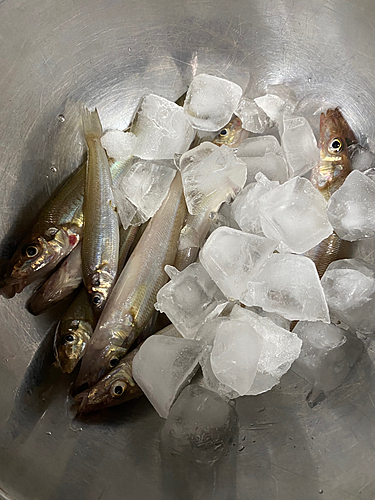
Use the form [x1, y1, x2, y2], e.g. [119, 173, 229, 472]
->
[81, 108, 119, 314]
[75, 172, 186, 389]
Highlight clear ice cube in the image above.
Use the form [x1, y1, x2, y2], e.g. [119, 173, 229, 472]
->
[161, 384, 238, 464]
[236, 136, 288, 184]
[184, 74, 242, 131]
[210, 319, 262, 395]
[243, 154, 289, 184]
[237, 135, 281, 158]
[230, 173, 279, 235]
[327, 170, 375, 241]
[281, 116, 320, 177]
[200, 227, 278, 300]
[293, 321, 363, 405]
[243, 253, 330, 322]
[235, 97, 269, 133]
[155, 263, 228, 339]
[132, 94, 195, 160]
[230, 305, 302, 395]
[132, 335, 203, 418]
[351, 145, 375, 173]
[254, 94, 286, 124]
[258, 176, 333, 253]
[321, 258, 375, 334]
[101, 130, 136, 161]
[179, 142, 247, 215]
[114, 159, 176, 224]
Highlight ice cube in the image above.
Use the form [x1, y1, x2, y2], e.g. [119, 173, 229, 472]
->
[200, 227, 278, 300]
[132, 94, 195, 160]
[132, 335, 203, 418]
[113, 188, 138, 229]
[321, 258, 375, 334]
[243, 154, 289, 184]
[161, 384, 238, 464]
[327, 170, 375, 241]
[258, 176, 333, 253]
[179, 142, 247, 215]
[242, 306, 291, 332]
[235, 97, 269, 133]
[210, 319, 262, 395]
[254, 94, 286, 124]
[155, 263, 228, 339]
[293, 321, 363, 406]
[243, 253, 330, 322]
[114, 159, 176, 224]
[184, 74, 242, 131]
[230, 305, 302, 395]
[236, 136, 288, 184]
[281, 116, 320, 177]
[237, 136, 281, 158]
[231, 173, 279, 235]
[101, 130, 136, 161]
[351, 145, 375, 173]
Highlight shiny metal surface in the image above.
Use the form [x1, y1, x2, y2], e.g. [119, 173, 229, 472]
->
[1, 0, 375, 498]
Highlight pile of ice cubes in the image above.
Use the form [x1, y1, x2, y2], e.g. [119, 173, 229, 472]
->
[101, 74, 374, 441]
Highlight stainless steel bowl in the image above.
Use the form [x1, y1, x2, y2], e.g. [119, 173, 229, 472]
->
[1, 1, 375, 498]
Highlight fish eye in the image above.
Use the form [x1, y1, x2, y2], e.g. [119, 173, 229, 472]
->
[24, 245, 39, 258]
[110, 357, 119, 368]
[219, 128, 228, 137]
[92, 293, 103, 307]
[328, 138, 343, 154]
[112, 382, 126, 396]
[64, 334, 75, 344]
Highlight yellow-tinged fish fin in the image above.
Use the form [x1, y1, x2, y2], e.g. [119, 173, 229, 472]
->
[82, 107, 103, 140]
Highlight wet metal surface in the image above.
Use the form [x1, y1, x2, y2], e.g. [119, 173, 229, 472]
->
[1, 0, 375, 498]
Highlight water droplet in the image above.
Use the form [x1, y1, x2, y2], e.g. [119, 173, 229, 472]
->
[58, 114, 65, 122]
[50, 167, 57, 173]
[46, 431, 52, 435]
[319, 489, 323, 494]
[128, 47, 132, 52]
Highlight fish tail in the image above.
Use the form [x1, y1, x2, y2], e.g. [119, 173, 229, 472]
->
[82, 107, 103, 140]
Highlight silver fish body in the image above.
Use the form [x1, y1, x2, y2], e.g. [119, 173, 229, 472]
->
[75, 172, 187, 389]
[81, 108, 119, 314]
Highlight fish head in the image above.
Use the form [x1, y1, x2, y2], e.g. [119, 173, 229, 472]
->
[1, 226, 79, 293]
[54, 318, 93, 374]
[75, 338, 130, 390]
[74, 361, 141, 413]
[212, 116, 250, 148]
[311, 108, 357, 197]
[87, 269, 114, 315]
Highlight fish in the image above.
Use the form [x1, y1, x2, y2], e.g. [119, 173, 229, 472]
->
[174, 203, 219, 271]
[117, 224, 139, 275]
[54, 287, 95, 373]
[74, 325, 180, 413]
[27, 243, 83, 315]
[81, 107, 120, 314]
[0, 162, 85, 295]
[75, 172, 187, 390]
[306, 108, 357, 277]
[212, 116, 250, 148]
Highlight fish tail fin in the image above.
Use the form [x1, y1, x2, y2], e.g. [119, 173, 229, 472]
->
[82, 107, 103, 140]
